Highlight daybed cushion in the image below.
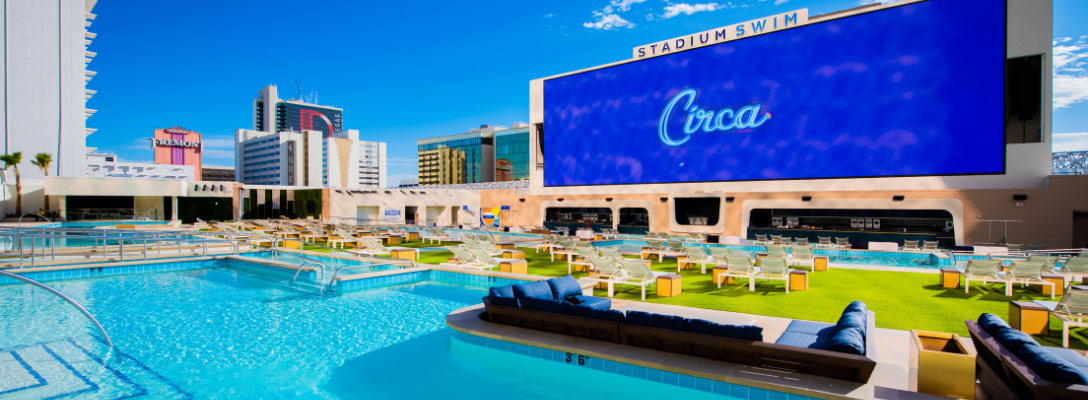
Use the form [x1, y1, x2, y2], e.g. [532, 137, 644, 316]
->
[686, 319, 763, 341]
[978, 313, 1011, 335]
[548, 276, 583, 300]
[775, 332, 825, 349]
[823, 326, 865, 355]
[519, 297, 571, 314]
[782, 320, 836, 336]
[570, 304, 625, 322]
[488, 285, 519, 308]
[513, 280, 554, 300]
[626, 310, 686, 331]
[565, 295, 611, 309]
[993, 327, 1039, 354]
[1016, 343, 1088, 385]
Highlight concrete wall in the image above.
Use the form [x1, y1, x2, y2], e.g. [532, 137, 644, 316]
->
[327, 189, 481, 226]
[480, 175, 1088, 248]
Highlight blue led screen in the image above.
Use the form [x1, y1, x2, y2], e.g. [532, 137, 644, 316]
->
[543, 0, 1005, 187]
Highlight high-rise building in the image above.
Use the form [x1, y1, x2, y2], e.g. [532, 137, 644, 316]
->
[234, 129, 386, 188]
[253, 85, 344, 138]
[495, 124, 530, 181]
[1, 0, 98, 178]
[416, 123, 532, 186]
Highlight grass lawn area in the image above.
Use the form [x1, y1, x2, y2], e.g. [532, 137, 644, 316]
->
[300, 242, 1088, 349]
[507, 246, 1088, 349]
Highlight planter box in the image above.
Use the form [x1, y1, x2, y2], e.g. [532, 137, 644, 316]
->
[909, 330, 976, 399]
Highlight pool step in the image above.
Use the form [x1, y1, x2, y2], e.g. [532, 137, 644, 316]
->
[1, 338, 192, 399]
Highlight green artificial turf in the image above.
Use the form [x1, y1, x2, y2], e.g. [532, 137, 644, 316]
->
[508, 246, 1088, 349]
[301, 241, 1087, 349]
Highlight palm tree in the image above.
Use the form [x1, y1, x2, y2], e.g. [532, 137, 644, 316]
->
[31, 152, 53, 213]
[0, 151, 23, 215]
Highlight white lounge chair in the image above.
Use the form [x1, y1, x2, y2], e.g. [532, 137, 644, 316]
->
[678, 246, 714, 274]
[963, 259, 1008, 295]
[717, 256, 761, 290]
[1032, 291, 1088, 348]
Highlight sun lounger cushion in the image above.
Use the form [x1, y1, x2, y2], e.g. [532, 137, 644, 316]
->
[547, 276, 583, 300]
[686, 319, 763, 341]
[513, 280, 554, 301]
[978, 313, 1011, 335]
[570, 304, 625, 322]
[626, 311, 686, 331]
[1044, 347, 1088, 380]
[564, 295, 611, 310]
[823, 326, 866, 355]
[993, 327, 1038, 354]
[488, 285, 519, 308]
[1015, 343, 1088, 385]
[519, 297, 572, 315]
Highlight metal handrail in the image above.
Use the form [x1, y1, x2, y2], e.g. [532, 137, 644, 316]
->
[0, 270, 114, 353]
[0, 232, 242, 267]
[18, 213, 52, 226]
[291, 260, 326, 282]
[328, 258, 417, 285]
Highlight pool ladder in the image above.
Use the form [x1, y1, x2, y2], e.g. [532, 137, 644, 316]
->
[291, 260, 326, 283]
[0, 270, 113, 354]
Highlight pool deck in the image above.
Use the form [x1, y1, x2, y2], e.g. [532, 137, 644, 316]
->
[447, 301, 961, 400]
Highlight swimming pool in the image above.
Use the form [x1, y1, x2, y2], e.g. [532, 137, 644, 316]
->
[235, 251, 403, 282]
[593, 240, 946, 269]
[0, 260, 750, 399]
[48, 221, 172, 228]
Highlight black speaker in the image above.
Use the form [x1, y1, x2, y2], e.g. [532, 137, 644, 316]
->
[1007, 55, 1041, 122]
[1013, 194, 1028, 201]
[725, 197, 735, 203]
[801, 196, 812, 202]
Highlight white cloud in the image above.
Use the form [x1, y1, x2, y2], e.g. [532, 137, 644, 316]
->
[774, 0, 789, 5]
[1053, 40, 1088, 109]
[544, 13, 553, 18]
[1053, 133, 1088, 152]
[583, 11, 635, 30]
[659, 3, 724, 19]
[609, 0, 648, 12]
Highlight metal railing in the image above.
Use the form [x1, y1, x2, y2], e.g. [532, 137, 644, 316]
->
[0, 232, 242, 268]
[0, 270, 114, 353]
[292, 260, 326, 283]
[18, 213, 52, 226]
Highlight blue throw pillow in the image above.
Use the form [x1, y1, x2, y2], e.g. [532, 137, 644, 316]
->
[837, 310, 867, 332]
[519, 297, 572, 314]
[843, 301, 867, 316]
[487, 286, 519, 307]
[993, 327, 1039, 354]
[512, 280, 554, 300]
[1016, 343, 1088, 385]
[823, 326, 865, 355]
[978, 313, 1011, 336]
[626, 310, 686, 331]
[548, 276, 583, 300]
[686, 319, 763, 341]
[571, 304, 625, 322]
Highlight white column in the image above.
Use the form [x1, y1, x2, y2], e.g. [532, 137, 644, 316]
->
[58, 196, 67, 221]
[171, 196, 179, 221]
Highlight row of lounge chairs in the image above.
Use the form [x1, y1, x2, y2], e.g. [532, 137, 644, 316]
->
[753, 234, 850, 249]
[963, 257, 1088, 297]
[901, 240, 941, 252]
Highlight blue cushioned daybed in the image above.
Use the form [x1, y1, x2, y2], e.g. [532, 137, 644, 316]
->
[482, 279, 878, 383]
[966, 313, 1088, 400]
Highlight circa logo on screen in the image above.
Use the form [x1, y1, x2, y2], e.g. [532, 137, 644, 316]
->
[658, 89, 771, 146]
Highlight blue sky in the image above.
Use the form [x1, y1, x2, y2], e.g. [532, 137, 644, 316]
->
[86, 0, 1088, 184]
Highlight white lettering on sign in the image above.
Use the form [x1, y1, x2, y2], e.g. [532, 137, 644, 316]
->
[149, 138, 202, 149]
[632, 9, 808, 59]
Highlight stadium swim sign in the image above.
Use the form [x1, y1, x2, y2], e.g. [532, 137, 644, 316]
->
[658, 89, 771, 147]
[633, 9, 809, 59]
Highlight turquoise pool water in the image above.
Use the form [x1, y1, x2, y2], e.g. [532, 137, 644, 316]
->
[0, 261, 744, 399]
[49, 221, 172, 228]
[236, 251, 402, 281]
[593, 240, 943, 269]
